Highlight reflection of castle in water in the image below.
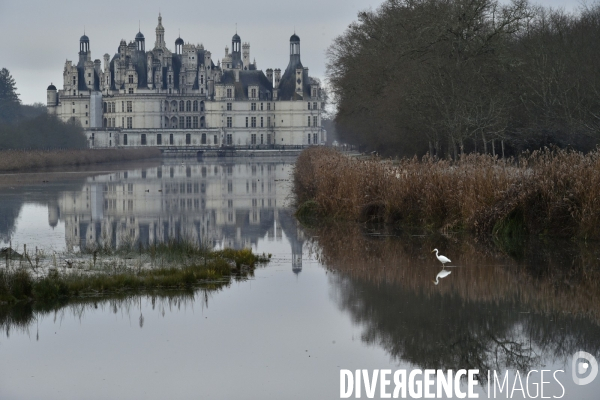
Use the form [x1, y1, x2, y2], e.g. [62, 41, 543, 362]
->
[49, 158, 305, 273]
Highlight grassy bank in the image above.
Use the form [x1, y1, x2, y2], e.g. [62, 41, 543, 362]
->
[0, 148, 161, 172]
[0, 245, 269, 304]
[294, 147, 600, 239]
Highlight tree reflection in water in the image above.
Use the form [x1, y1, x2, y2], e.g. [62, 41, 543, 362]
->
[310, 223, 600, 381]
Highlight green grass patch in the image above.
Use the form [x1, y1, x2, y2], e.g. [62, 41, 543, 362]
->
[0, 248, 269, 304]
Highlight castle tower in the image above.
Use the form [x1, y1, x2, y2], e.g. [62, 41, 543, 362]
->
[231, 33, 241, 68]
[79, 33, 90, 64]
[290, 33, 300, 58]
[46, 83, 58, 113]
[155, 13, 165, 49]
[136, 31, 145, 52]
[175, 36, 183, 55]
[242, 42, 250, 70]
[266, 68, 273, 85]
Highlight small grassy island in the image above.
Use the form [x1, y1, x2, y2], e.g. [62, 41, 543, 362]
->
[294, 147, 600, 239]
[0, 244, 270, 305]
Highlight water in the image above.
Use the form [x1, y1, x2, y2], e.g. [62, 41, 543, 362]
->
[1, 157, 599, 399]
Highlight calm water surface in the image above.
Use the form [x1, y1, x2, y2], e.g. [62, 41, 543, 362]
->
[0, 157, 599, 399]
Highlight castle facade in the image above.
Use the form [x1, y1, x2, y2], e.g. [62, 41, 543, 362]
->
[47, 14, 324, 148]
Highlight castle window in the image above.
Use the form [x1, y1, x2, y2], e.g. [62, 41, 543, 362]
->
[193, 116, 198, 128]
[312, 88, 317, 97]
[72, 109, 75, 113]
[123, 134, 128, 145]
[122, 102, 125, 112]
[307, 116, 311, 127]
[227, 117, 232, 128]
[226, 134, 232, 145]
[201, 88, 204, 94]
[193, 100, 198, 112]
[186, 134, 191, 145]
[179, 116, 184, 128]
[141, 134, 146, 145]
[186, 116, 191, 128]
[170, 134, 174, 145]
[200, 75, 204, 84]
[127, 117, 133, 129]
[308, 102, 311, 110]
[201, 133, 206, 144]
[261, 134, 264, 144]
[260, 117, 263, 128]
[157, 134, 162, 145]
[200, 116, 205, 128]
[169, 75, 172, 84]
[226, 88, 232, 98]
[260, 103, 263, 111]
[128, 75, 133, 84]
[313, 116, 318, 127]
[267, 116, 271, 127]
[267, 103, 271, 111]
[179, 101, 184, 112]
[128, 88, 134, 94]
[251, 103, 256, 111]
[313, 102, 318, 110]
[127, 101, 132, 112]
[251, 88, 256, 98]
[308, 134, 311, 144]
[251, 134, 256, 145]
[227, 103, 232, 111]
[103, 102, 107, 113]
[245, 117, 248, 128]
[186, 100, 191, 112]
[251, 117, 256, 128]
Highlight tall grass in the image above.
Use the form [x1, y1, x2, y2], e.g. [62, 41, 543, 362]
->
[0, 148, 161, 172]
[294, 147, 600, 238]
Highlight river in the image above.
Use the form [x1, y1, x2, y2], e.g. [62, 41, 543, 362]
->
[0, 157, 599, 399]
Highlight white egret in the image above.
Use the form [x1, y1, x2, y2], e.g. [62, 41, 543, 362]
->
[433, 269, 452, 285]
[431, 248, 451, 267]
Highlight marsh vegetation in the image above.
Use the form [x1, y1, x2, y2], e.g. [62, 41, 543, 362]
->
[0, 243, 270, 304]
[294, 147, 600, 238]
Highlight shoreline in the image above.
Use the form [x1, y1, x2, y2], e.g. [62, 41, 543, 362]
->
[0, 148, 161, 173]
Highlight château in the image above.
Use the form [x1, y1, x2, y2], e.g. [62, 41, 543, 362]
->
[47, 14, 325, 148]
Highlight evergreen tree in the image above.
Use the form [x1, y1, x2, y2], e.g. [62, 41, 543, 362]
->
[0, 68, 21, 124]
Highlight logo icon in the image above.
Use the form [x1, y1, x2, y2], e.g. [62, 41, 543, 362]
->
[572, 351, 598, 385]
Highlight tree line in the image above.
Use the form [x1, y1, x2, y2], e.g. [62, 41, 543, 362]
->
[0, 68, 86, 149]
[327, 0, 600, 157]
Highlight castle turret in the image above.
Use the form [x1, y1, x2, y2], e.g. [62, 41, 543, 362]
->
[231, 33, 241, 68]
[242, 42, 250, 70]
[79, 34, 90, 64]
[46, 83, 58, 113]
[155, 13, 165, 49]
[175, 36, 183, 55]
[136, 31, 145, 52]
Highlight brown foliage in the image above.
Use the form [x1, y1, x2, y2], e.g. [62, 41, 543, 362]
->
[294, 147, 600, 238]
[0, 148, 161, 172]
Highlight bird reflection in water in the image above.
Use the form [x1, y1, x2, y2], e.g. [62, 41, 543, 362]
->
[433, 269, 452, 285]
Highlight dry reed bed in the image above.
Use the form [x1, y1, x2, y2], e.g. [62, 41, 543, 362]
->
[307, 224, 600, 324]
[294, 147, 600, 238]
[0, 148, 161, 172]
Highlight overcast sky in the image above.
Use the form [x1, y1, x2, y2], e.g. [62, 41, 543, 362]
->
[0, 0, 582, 104]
